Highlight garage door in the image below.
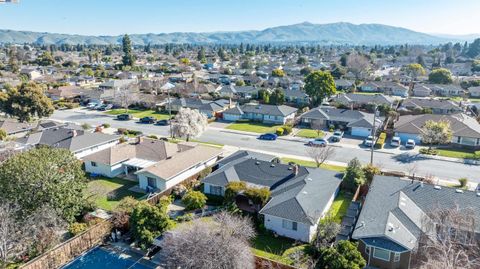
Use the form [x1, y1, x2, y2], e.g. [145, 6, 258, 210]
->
[351, 127, 371, 138]
[395, 132, 421, 144]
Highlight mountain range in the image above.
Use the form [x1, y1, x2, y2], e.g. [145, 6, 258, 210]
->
[0, 22, 475, 46]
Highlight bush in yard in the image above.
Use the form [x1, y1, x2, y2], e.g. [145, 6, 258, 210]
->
[458, 178, 468, 188]
[102, 123, 111, 128]
[117, 128, 128, 135]
[419, 148, 438, 155]
[130, 201, 173, 249]
[147, 135, 158, 139]
[0, 129, 6, 141]
[282, 125, 293, 135]
[182, 191, 207, 210]
[363, 164, 381, 185]
[244, 187, 271, 206]
[343, 158, 365, 192]
[316, 240, 366, 269]
[225, 182, 247, 201]
[68, 222, 88, 236]
[276, 127, 284, 136]
[197, 166, 213, 180]
[81, 123, 91, 130]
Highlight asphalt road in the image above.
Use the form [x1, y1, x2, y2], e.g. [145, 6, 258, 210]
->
[51, 109, 480, 183]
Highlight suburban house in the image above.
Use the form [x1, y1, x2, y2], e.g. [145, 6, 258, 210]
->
[217, 85, 258, 99]
[431, 84, 464, 97]
[300, 106, 383, 137]
[383, 83, 409, 97]
[47, 85, 87, 101]
[334, 79, 355, 91]
[359, 82, 381, 92]
[222, 103, 297, 124]
[399, 98, 463, 114]
[330, 93, 394, 109]
[17, 126, 121, 158]
[83, 138, 222, 192]
[282, 89, 309, 106]
[0, 120, 37, 137]
[412, 84, 432, 97]
[352, 175, 480, 269]
[202, 151, 341, 242]
[167, 97, 234, 118]
[468, 86, 480, 97]
[394, 113, 480, 148]
[99, 79, 136, 91]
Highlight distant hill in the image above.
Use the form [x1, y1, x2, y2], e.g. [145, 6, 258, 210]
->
[0, 22, 457, 45]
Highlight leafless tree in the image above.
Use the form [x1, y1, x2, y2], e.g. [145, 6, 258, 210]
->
[0, 202, 24, 265]
[306, 146, 335, 168]
[412, 205, 480, 269]
[346, 53, 371, 80]
[160, 212, 255, 269]
[310, 120, 324, 137]
[172, 107, 208, 141]
[113, 84, 139, 112]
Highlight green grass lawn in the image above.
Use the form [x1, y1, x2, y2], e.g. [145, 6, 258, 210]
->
[252, 232, 297, 265]
[281, 157, 346, 172]
[106, 109, 172, 120]
[226, 121, 282, 134]
[86, 177, 144, 211]
[296, 129, 324, 138]
[328, 191, 354, 223]
[436, 148, 479, 159]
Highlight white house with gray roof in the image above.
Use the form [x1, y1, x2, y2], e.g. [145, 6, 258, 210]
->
[202, 151, 341, 242]
[222, 104, 297, 124]
[352, 175, 480, 269]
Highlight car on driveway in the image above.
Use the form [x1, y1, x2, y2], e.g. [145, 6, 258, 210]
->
[155, 119, 170, 126]
[259, 133, 277, 140]
[331, 130, 344, 142]
[390, 136, 401, 147]
[139, 116, 156, 124]
[363, 136, 375, 147]
[405, 139, 416, 149]
[307, 138, 328, 147]
[116, 114, 132, 121]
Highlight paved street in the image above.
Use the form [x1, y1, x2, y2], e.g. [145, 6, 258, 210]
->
[51, 109, 480, 183]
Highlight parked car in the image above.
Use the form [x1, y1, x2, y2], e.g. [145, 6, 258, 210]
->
[331, 130, 344, 142]
[93, 104, 104, 110]
[308, 138, 328, 147]
[405, 139, 416, 149]
[86, 102, 97, 109]
[259, 133, 278, 140]
[139, 116, 156, 124]
[116, 114, 132, 121]
[97, 104, 113, 111]
[364, 136, 375, 147]
[156, 119, 170, 126]
[390, 136, 401, 147]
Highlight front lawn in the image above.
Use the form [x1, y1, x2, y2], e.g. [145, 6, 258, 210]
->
[281, 157, 346, 172]
[436, 148, 479, 159]
[296, 129, 324, 139]
[328, 191, 354, 223]
[226, 121, 282, 134]
[106, 109, 172, 120]
[86, 177, 144, 211]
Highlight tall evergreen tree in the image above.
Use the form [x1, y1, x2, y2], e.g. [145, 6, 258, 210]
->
[122, 34, 135, 67]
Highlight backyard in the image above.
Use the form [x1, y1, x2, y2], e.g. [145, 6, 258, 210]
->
[106, 108, 172, 120]
[252, 231, 307, 266]
[328, 191, 354, 223]
[86, 176, 145, 211]
[226, 121, 282, 134]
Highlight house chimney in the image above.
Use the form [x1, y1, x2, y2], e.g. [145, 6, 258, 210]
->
[293, 164, 299, 176]
[137, 136, 144, 144]
[71, 130, 77, 137]
[229, 98, 232, 109]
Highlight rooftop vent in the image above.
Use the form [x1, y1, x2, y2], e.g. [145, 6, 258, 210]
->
[270, 164, 275, 168]
[306, 178, 312, 181]
[302, 191, 308, 194]
[476, 192, 480, 197]
[434, 185, 442, 190]
[255, 161, 260, 165]
[455, 189, 464, 193]
[287, 167, 293, 170]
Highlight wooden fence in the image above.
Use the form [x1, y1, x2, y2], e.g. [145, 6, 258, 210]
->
[21, 221, 112, 269]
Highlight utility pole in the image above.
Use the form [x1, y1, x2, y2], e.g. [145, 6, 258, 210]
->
[370, 103, 378, 165]
[167, 86, 172, 138]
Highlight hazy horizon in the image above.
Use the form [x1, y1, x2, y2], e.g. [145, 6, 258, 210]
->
[0, 0, 479, 36]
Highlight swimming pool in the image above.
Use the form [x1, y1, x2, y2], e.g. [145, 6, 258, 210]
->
[62, 247, 153, 269]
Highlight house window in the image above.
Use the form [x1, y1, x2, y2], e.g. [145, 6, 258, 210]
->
[394, 252, 401, 262]
[210, 185, 223, 196]
[147, 177, 157, 188]
[457, 136, 461, 143]
[91, 161, 97, 167]
[365, 246, 370, 255]
[373, 247, 391, 261]
[477, 138, 480, 146]
[282, 219, 298, 231]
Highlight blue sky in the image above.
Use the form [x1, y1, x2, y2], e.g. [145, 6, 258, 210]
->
[0, 0, 479, 35]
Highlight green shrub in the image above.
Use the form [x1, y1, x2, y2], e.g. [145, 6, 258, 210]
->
[225, 182, 247, 201]
[0, 129, 6, 141]
[147, 135, 158, 139]
[205, 194, 225, 206]
[282, 125, 293, 135]
[117, 128, 128, 135]
[244, 187, 271, 205]
[81, 123, 91, 130]
[458, 178, 468, 188]
[175, 213, 194, 222]
[198, 166, 213, 180]
[276, 127, 284, 136]
[419, 148, 438, 155]
[68, 222, 88, 236]
[102, 123, 111, 128]
[182, 191, 207, 210]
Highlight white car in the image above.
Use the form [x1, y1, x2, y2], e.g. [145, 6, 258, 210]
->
[364, 136, 375, 147]
[405, 139, 416, 149]
[390, 136, 401, 147]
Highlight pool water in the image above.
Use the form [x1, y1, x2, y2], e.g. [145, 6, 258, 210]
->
[62, 247, 153, 269]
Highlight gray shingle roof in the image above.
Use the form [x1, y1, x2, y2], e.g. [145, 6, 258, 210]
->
[401, 98, 461, 111]
[352, 175, 480, 251]
[240, 104, 297, 117]
[330, 93, 393, 106]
